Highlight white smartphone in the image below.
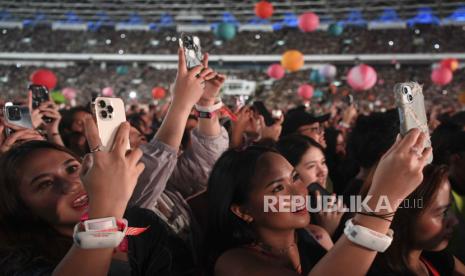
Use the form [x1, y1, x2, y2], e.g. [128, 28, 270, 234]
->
[3, 105, 34, 137]
[93, 97, 130, 152]
[179, 33, 203, 70]
[393, 82, 432, 164]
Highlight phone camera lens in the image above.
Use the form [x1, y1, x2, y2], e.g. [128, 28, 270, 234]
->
[107, 105, 113, 113]
[98, 100, 106, 108]
[100, 110, 108, 118]
[8, 107, 21, 121]
[407, 95, 413, 102]
[402, 87, 409, 94]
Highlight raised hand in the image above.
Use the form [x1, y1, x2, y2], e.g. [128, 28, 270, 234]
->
[82, 117, 145, 219]
[0, 119, 44, 153]
[199, 53, 226, 106]
[258, 115, 283, 141]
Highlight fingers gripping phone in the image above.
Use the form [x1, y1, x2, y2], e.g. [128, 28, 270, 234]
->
[93, 97, 130, 152]
[3, 105, 34, 136]
[307, 182, 332, 209]
[179, 33, 203, 70]
[393, 82, 432, 164]
[29, 84, 53, 123]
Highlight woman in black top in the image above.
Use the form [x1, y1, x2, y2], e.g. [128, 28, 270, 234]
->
[367, 165, 465, 275]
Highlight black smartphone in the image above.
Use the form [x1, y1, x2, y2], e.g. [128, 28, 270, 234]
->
[252, 101, 275, 126]
[29, 84, 53, 123]
[307, 182, 332, 209]
[345, 94, 354, 106]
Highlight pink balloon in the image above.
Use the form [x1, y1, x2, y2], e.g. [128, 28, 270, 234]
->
[62, 87, 77, 100]
[102, 86, 114, 97]
[267, 64, 285, 80]
[431, 67, 453, 86]
[298, 84, 314, 99]
[347, 64, 377, 91]
[298, 12, 320, 32]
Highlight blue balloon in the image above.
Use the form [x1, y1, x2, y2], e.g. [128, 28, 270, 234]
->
[215, 23, 236, 41]
[328, 23, 344, 36]
[313, 89, 324, 98]
[309, 69, 326, 84]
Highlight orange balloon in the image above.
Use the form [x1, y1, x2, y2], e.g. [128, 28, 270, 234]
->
[281, 50, 304, 72]
[459, 92, 465, 105]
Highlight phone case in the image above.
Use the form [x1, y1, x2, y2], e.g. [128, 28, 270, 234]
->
[179, 33, 203, 69]
[393, 82, 432, 163]
[30, 84, 50, 109]
[4, 106, 33, 129]
[93, 97, 130, 152]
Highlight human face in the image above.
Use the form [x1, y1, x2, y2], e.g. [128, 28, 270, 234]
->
[242, 153, 310, 231]
[413, 179, 458, 251]
[298, 123, 326, 148]
[18, 149, 88, 235]
[71, 111, 92, 133]
[295, 147, 328, 188]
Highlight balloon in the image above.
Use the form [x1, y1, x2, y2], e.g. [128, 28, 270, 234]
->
[116, 65, 129, 75]
[30, 69, 57, 90]
[62, 87, 77, 100]
[298, 12, 320, 32]
[431, 67, 453, 86]
[298, 84, 314, 100]
[459, 92, 465, 104]
[267, 63, 285, 80]
[152, 87, 166, 99]
[318, 64, 337, 81]
[313, 89, 323, 98]
[440, 58, 459, 72]
[102, 87, 114, 97]
[347, 64, 377, 91]
[328, 23, 344, 36]
[281, 50, 304, 72]
[216, 23, 236, 41]
[255, 1, 273, 19]
[309, 69, 325, 84]
[51, 91, 65, 104]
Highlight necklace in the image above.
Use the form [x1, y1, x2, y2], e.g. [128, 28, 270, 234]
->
[253, 235, 302, 274]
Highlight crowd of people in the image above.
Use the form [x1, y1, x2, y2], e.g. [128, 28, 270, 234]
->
[0, 36, 465, 275]
[1, 25, 464, 55]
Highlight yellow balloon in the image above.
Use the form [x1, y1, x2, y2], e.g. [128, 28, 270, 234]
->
[281, 50, 304, 72]
[459, 92, 465, 104]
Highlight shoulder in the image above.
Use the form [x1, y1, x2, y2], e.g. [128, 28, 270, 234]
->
[215, 248, 297, 276]
[304, 224, 333, 250]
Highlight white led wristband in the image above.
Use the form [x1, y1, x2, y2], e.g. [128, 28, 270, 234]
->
[344, 219, 394, 252]
[73, 217, 128, 249]
[194, 100, 223, 113]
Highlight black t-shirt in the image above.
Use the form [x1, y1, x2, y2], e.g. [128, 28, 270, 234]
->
[368, 250, 455, 276]
[0, 207, 196, 276]
[296, 228, 327, 275]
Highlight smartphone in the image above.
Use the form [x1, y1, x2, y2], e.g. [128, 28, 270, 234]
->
[393, 82, 432, 163]
[252, 101, 275, 126]
[93, 97, 130, 152]
[179, 33, 203, 70]
[29, 84, 53, 123]
[307, 182, 332, 209]
[3, 105, 34, 136]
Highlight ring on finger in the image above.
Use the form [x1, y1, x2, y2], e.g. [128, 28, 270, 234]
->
[409, 146, 423, 158]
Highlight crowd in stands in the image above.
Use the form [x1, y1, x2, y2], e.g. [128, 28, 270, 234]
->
[1, 25, 464, 55]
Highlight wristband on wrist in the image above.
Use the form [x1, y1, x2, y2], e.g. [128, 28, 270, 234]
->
[338, 121, 351, 129]
[344, 218, 394, 252]
[194, 100, 223, 119]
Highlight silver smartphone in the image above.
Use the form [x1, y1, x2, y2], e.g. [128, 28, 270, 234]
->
[93, 97, 130, 152]
[179, 33, 203, 70]
[393, 82, 432, 163]
[3, 105, 34, 136]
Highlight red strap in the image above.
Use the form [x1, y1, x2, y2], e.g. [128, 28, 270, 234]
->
[420, 257, 441, 276]
[80, 213, 149, 253]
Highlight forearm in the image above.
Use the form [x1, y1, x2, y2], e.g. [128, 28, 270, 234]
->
[53, 247, 114, 276]
[230, 126, 245, 149]
[198, 115, 221, 137]
[155, 101, 192, 149]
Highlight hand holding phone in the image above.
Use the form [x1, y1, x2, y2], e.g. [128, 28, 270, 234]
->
[252, 101, 275, 127]
[3, 105, 34, 136]
[393, 82, 432, 164]
[29, 84, 53, 124]
[93, 97, 130, 152]
[179, 33, 203, 70]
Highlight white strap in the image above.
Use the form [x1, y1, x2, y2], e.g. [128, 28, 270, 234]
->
[195, 100, 223, 113]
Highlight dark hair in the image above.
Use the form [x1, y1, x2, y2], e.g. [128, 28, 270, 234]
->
[431, 122, 465, 165]
[369, 164, 449, 275]
[58, 106, 91, 134]
[0, 141, 80, 270]
[276, 134, 324, 167]
[205, 146, 278, 273]
[346, 109, 399, 169]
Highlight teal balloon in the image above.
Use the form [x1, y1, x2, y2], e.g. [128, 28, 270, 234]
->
[328, 23, 344, 36]
[116, 65, 128, 75]
[216, 23, 236, 41]
[313, 89, 324, 98]
[309, 69, 326, 84]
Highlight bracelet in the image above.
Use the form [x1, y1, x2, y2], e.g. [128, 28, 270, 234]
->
[194, 100, 223, 113]
[51, 133, 60, 136]
[338, 121, 351, 129]
[344, 219, 394, 252]
[73, 217, 127, 250]
[357, 212, 393, 222]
